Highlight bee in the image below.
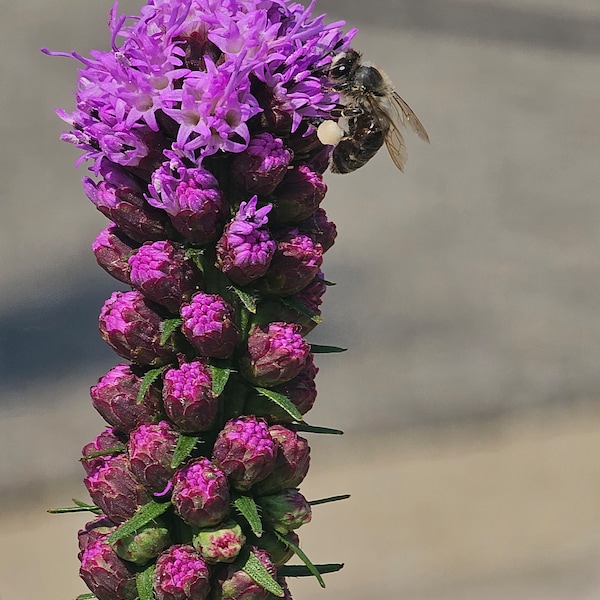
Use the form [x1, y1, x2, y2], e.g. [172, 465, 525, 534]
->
[318, 49, 429, 173]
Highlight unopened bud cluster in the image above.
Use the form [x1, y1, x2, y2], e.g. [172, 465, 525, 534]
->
[52, 1, 357, 599]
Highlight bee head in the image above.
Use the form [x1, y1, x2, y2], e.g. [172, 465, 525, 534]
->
[329, 49, 361, 82]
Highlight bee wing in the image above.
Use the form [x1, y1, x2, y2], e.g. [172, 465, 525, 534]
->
[390, 90, 430, 143]
[366, 96, 409, 172]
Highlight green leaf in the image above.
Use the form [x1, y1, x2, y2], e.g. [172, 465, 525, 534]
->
[136, 564, 155, 600]
[292, 423, 344, 435]
[309, 344, 347, 354]
[278, 564, 344, 577]
[209, 365, 231, 396]
[184, 248, 206, 272]
[75, 594, 97, 600]
[160, 318, 182, 345]
[233, 495, 262, 537]
[229, 286, 258, 313]
[137, 367, 165, 404]
[322, 279, 336, 287]
[280, 297, 322, 324]
[107, 501, 171, 545]
[80, 445, 125, 462]
[241, 549, 283, 597]
[48, 500, 101, 515]
[274, 531, 326, 588]
[308, 494, 351, 506]
[254, 387, 303, 421]
[171, 434, 200, 469]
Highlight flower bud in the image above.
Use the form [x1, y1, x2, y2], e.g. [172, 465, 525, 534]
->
[147, 159, 227, 245]
[83, 158, 168, 243]
[98, 290, 177, 366]
[127, 421, 178, 493]
[260, 230, 323, 296]
[252, 426, 310, 496]
[81, 428, 125, 475]
[192, 519, 245, 564]
[90, 364, 163, 434]
[153, 544, 211, 600]
[216, 196, 276, 286]
[172, 458, 230, 527]
[213, 548, 275, 600]
[269, 165, 326, 225]
[92, 224, 138, 284]
[231, 133, 293, 196]
[298, 208, 337, 253]
[163, 360, 219, 432]
[78, 516, 117, 558]
[84, 454, 151, 523]
[128, 240, 197, 312]
[79, 537, 137, 600]
[211, 416, 275, 491]
[180, 293, 239, 359]
[257, 490, 312, 534]
[111, 518, 172, 566]
[241, 322, 310, 387]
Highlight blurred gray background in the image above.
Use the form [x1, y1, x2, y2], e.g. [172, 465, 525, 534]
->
[3, 0, 600, 598]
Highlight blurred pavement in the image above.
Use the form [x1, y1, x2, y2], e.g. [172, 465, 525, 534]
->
[3, 0, 600, 598]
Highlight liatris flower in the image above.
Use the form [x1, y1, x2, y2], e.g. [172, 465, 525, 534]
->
[128, 240, 197, 312]
[231, 133, 294, 196]
[211, 416, 275, 491]
[90, 364, 163, 434]
[180, 293, 239, 359]
[127, 421, 178, 493]
[214, 549, 276, 600]
[257, 489, 312, 534]
[298, 208, 338, 253]
[216, 196, 276, 286]
[162, 359, 219, 432]
[79, 537, 138, 600]
[147, 158, 227, 245]
[111, 518, 172, 565]
[241, 322, 310, 387]
[171, 458, 230, 527]
[192, 519, 246, 564]
[77, 516, 117, 558]
[153, 544, 211, 600]
[84, 454, 151, 523]
[81, 428, 125, 475]
[99, 290, 177, 366]
[92, 224, 138, 284]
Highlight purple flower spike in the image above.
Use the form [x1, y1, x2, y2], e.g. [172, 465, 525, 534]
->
[241, 322, 310, 387]
[81, 428, 125, 476]
[129, 240, 197, 312]
[84, 454, 151, 524]
[180, 293, 239, 359]
[83, 159, 168, 243]
[163, 360, 219, 433]
[261, 229, 323, 296]
[90, 364, 163, 434]
[211, 416, 275, 491]
[216, 196, 276, 286]
[99, 290, 177, 366]
[127, 421, 179, 493]
[79, 538, 137, 600]
[214, 548, 275, 600]
[148, 160, 227, 245]
[270, 165, 327, 225]
[298, 207, 338, 253]
[231, 133, 293, 196]
[153, 544, 211, 600]
[172, 458, 230, 527]
[92, 224, 138, 284]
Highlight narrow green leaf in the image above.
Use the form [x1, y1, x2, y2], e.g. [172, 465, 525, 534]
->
[48, 505, 101, 515]
[136, 564, 155, 600]
[184, 248, 206, 272]
[308, 494, 350, 506]
[255, 387, 303, 421]
[81, 445, 125, 462]
[322, 279, 336, 287]
[279, 564, 344, 577]
[292, 423, 344, 435]
[75, 593, 97, 600]
[137, 367, 165, 404]
[160, 318, 182, 345]
[209, 365, 231, 396]
[309, 344, 347, 354]
[241, 549, 283, 597]
[107, 501, 171, 545]
[230, 286, 258, 313]
[233, 495, 262, 537]
[171, 434, 200, 469]
[280, 297, 322, 324]
[73, 498, 98, 508]
[274, 532, 326, 588]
